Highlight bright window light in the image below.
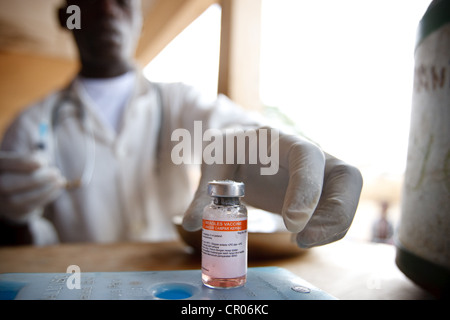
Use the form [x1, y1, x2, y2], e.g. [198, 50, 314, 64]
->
[144, 4, 222, 100]
[260, 0, 431, 176]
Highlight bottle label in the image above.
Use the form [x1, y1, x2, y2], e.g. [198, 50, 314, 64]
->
[201, 218, 248, 279]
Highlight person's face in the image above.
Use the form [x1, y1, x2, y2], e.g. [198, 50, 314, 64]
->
[64, 0, 143, 76]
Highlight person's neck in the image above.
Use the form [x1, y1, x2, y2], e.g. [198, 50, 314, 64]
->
[79, 61, 135, 79]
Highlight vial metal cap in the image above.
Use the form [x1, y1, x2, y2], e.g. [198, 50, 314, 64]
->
[208, 180, 245, 197]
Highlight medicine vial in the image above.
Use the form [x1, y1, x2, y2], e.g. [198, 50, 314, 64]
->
[201, 180, 248, 289]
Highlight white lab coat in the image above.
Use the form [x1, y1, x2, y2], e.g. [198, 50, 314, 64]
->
[1, 72, 263, 244]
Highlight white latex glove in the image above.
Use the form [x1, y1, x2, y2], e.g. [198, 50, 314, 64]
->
[182, 128, 363, 248]
[0, 151, 66, 222]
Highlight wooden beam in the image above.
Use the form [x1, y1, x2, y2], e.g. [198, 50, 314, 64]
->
[218, 0, 262, 110]
[136, 0, 218, 66]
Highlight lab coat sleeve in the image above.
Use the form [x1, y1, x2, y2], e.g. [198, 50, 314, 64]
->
[1, 91, 63, 153]
[157, 82, 269, 134]
[1, 106, 39, 153]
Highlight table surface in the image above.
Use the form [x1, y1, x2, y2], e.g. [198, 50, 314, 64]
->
[0, 239, 435, 300]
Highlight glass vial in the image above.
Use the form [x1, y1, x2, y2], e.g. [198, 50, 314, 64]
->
[201, 180, 248, 289]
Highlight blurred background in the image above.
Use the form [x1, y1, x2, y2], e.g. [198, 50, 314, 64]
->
[0, 0, 432, 244]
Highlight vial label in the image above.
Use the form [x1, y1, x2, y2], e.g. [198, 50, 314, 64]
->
[202, 217, 248, 280]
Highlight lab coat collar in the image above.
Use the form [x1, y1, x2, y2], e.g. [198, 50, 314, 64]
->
[62, 69, 154, 148]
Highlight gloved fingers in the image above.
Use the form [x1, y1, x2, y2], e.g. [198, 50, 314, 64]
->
[295, 154, 363, 248]
[0, 179, 64, 218]
[279, 135, 326, 234]
[182, 162, 238, 232]
[0, 166, 65, 194]
[0, 151, 47, 173]
[0, 161, 66, 219]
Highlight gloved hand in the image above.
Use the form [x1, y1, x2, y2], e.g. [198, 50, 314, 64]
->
[0, 151, 66, 222]
[182, 127, 363, 248]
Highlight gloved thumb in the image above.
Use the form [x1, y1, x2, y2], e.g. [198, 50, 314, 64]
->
[276, 135, 326, 234]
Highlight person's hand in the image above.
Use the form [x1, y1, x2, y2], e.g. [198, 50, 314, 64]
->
[182, 128, 363, 248]
[0, 152, 66, 222]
